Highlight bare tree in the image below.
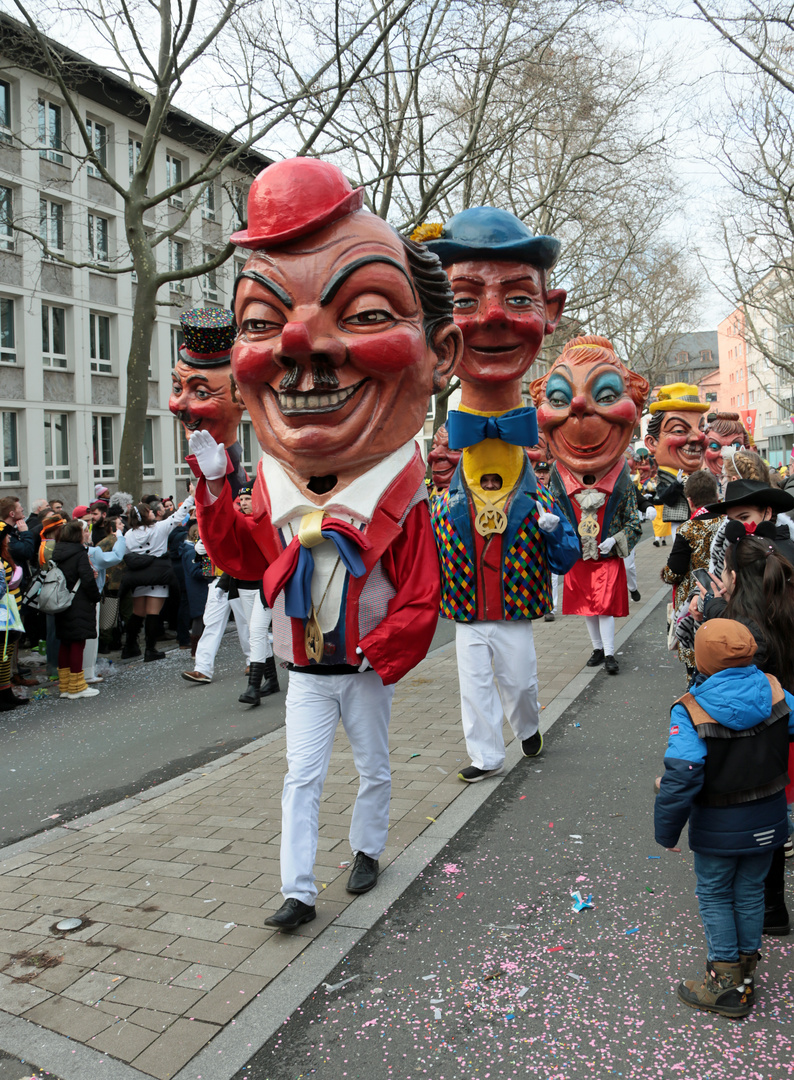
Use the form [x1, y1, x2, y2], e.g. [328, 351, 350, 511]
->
[5, 0, 416, 493]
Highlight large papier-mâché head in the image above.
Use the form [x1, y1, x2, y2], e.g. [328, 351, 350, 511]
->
[530, 335, 649, 483]
[229, 158, 461, 486]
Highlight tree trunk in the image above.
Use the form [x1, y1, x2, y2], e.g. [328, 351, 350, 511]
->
[118, 276, 158, 497]
[433, 378, 459, 434]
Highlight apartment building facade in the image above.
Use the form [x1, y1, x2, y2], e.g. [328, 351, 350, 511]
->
[0, 15, 269, 510]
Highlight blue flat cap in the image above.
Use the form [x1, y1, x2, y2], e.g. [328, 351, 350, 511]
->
[425, 207, 561, 270]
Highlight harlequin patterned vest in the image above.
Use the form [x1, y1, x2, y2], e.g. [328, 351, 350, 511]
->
[431, 485, 555, 622]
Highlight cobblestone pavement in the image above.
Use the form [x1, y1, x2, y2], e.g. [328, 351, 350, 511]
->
[0, 540, 668, 1079]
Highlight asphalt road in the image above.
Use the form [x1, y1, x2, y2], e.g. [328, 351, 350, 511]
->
[0, 619, 456, 850]
[235, 605, 794, 1080]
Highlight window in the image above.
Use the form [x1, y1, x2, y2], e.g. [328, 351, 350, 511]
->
[739, 368, 744, 381]
[0, 298, 15, 363]
[168, 239, 185, 290]
[0, 412, 19, 483]
[170, 326, 184, 368]
[749, 390, 755, 403]
[174, 417, 191, 478]
[44, 412, 70, 480]
[38, 99, 63, 164]
[143, 418, 155, 478]
[85, 118, 107, 177]
[90, 312, 112, 373]
[699, 350, 712, 364]
[676, 351, 689, 365]
[0, 81, 11, 142]
[39, 197, 64, 253]
[128, 137, 142, 182]
[238, 420, 255, 474]
[93, 415, 115, 479]
[88, 212, 109, 263]
[202, 250, 219, 301]
[230, 183, 247, 228]
[201, 182, 216, 220]
[0, 186, 12, 251]
[166, 154, 183, 204]
[766, 411, 772, 424]
[41, 303, 67, 368]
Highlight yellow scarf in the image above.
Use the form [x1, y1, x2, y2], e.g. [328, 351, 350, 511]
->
[458, 404, 524, 501]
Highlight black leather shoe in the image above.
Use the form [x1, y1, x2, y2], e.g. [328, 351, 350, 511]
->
[264, 898, 316, 931]
[144, 648, 166, 662]
[346, 853, 379, 894]
[630, 590, 641, 602]
[586, 649, 605, 667]
[605, 654, 619, 675]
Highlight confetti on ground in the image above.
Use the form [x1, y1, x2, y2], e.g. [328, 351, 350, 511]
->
[570, 891, 594, 912]
[625, 927, 640, 935]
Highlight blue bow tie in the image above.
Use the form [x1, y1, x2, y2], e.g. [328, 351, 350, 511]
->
[446, 407, 539, 450]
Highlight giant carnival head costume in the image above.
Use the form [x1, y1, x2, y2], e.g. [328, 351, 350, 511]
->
[704, 411, 750, 477]
[229, 158, 462, 491]
[427, 424, 461, 492]
[644, 382, 709, 475]
[529, 335, 649, 485]
[169, 309, 244, 449]
[423, 208, 565, 496]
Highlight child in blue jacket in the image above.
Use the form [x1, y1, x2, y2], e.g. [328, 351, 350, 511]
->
[655, 618, 794, 1018]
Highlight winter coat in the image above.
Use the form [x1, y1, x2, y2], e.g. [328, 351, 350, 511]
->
[180, 540, 210, 620]
[87, 535, 126, 593]
[655, 665, 794, 855]
[51, 541, 102, 642]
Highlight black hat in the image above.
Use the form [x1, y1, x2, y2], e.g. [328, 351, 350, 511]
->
[701, 479, 794, 519]
[178, 309, 235, 368]
[237, 482, 253, 498]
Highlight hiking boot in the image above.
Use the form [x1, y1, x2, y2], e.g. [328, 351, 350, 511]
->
[677, 960, 751, 1017]
[586, 649, 605, 667]
[739, 951, 760, 1006]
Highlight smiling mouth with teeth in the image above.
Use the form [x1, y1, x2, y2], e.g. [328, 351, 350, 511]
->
[181, 416, 203, 431]
[272, 378, 368, 416]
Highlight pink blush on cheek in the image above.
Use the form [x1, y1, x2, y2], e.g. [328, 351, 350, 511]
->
[600, 398, 637, 426]
[231, 342, 279, 384]
[537, 403, 567, 429]
[347, 326, 426, 374]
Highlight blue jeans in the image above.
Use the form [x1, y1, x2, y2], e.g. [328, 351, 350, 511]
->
[693, 851, 773, 961]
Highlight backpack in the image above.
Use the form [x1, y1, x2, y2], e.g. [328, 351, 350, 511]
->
[36, 563, 80, 614]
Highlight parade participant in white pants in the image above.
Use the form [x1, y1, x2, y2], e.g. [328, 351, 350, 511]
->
[238, 588, 279, 704]
[456, 620, 538, 773]
[192, 157, 461, 932]
[623, 549, 640, 603]
[182, 574, 256, 684]
[281, 670, 394, 903]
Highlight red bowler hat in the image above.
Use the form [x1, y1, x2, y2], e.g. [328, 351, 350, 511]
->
[230, 158, 364, 249]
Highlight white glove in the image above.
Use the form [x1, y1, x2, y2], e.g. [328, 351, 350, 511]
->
[356, 647, 372, 672]
[537, 511, 560, 533]
[645, 507, 657, 521]
[188, 430, 227, 481]
[598, 536, 616, 556]
[194, 538, 207, 556]
[676, 470, 685, 483]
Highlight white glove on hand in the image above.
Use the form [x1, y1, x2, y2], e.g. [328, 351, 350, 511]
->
[676, 470, 686, 483]
[598, 536, 616, 556]
[645, 506, 657, 521]
[356, 646, 372, 672]
[194, 538, 207, 556]
[188, 430, 227, 481]
[537, 511, 560, 534]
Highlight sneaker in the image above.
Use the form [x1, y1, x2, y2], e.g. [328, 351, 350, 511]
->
[84, 676, 104, 684]
[521, 731, 543, 757]
[68, 686, 100, 699]
[458, 765, 503, 783]
[630, 590, 641, 602]
[182, 670, 212, 684]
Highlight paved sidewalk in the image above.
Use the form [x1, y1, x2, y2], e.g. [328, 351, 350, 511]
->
[0, 540, 669, 1079]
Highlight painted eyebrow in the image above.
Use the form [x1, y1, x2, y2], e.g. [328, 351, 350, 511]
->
[321, 256, 416, 305]
[234, 269, 293, 310]
[499, 273, 540, 285]
[450, 274, 484, 285]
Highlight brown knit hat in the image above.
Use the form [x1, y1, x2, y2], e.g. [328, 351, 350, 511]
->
[694, 619, 758, 676]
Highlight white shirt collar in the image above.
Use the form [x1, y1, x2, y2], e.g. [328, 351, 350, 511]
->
[261, 441, 416, 529]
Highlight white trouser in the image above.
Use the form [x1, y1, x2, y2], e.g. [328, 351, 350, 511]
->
[624, 550, 637, 593]
[455, 620, 539, 771]
[281, 670, 396, 905]
[83, 606, 100, 680]
[584, 614, 615, 657]
[248, 593, 273, 664]
[194, 580, 256, 677]
[551, 573, 559, 613]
